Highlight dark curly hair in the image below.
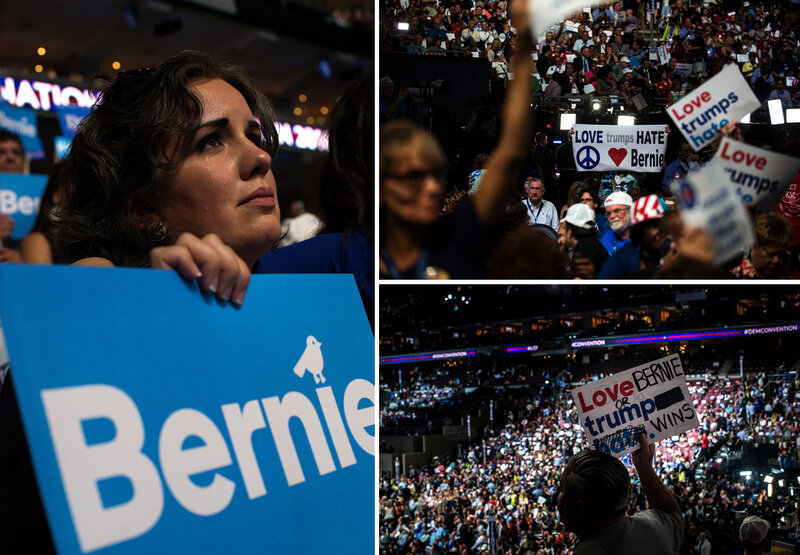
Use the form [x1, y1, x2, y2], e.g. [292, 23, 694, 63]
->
[54, 50, 278, 267]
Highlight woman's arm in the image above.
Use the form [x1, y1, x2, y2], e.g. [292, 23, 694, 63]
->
[472, 0, 534, 228]
[19, 232, 53, 264]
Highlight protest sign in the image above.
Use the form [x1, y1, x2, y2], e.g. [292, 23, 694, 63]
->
[572, 354, 699, 458]
[0, 103, 44, 160]
[55, 105, 91, 139]
[0, 266, 375, 555]
[713, 138, 800, 213]
[668, 64, 760, 151]
[0, 173, 48, 240]
[675, 62, 693, 77]
[572, 124, 668, 173]
[564, 21, 579, 33]
[672, 162, 754, 263]
[658, 45, 670, 64]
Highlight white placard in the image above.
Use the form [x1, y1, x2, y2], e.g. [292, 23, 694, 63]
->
[572, 354, 698, 458]
[713, 138, 800, 213]
[529, 0, 592, 39]
[668, 64, 760, 151]
[671, 163, 754, 263]
[572, 124, 668, 173]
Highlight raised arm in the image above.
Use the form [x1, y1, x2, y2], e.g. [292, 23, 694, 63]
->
[630, 433, 682, 516]
[471, 0, 534, 227]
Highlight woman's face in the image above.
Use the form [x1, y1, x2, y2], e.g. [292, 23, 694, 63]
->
[381, 146, 444, 228]
[163, 78, 280, 267]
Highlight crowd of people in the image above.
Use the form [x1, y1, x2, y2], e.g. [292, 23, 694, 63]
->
[379, 0, 800, 279]
[380, 365, 800, 554]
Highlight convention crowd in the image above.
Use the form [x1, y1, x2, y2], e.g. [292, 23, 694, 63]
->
[379, 0, 800, 279]
[379, 369, 800, 554]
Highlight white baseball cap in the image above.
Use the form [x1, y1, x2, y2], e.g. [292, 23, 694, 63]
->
[620, 56, 630, 63]
[604, 191, 634, 208]
[561, 203, 596, 229]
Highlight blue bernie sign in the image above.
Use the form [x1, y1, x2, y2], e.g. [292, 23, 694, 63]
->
[55, 105, 91, 139]
[0, 173, 48, 240]
[0, 103, 44, 159]
[0, 266, 375, 554]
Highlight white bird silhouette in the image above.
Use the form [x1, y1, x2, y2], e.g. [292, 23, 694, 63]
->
[293, 335, 324, 383]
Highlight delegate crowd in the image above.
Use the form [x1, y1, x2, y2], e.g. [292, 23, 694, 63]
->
[378, 0, 800, 279]
[379, 370, 800, 554]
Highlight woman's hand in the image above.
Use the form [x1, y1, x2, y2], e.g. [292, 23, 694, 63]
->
[150, 232, 250, 305]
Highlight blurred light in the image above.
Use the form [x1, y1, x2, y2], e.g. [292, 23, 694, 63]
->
[768, 483, 773, 497]
[293, 107, 302, 116]
[740, 112, 751, 124]
[740, 470, 752, 477]
[319, 58, 332, 80]
[767, 99, 785, 125]
[112, 61, 121, 70]
[546, 123, 551, 128]
[552, 139, 563, 144]
[618, 115, 636, 126]
[306, 116, 314, 124]
[779, 479, 785, 487]
[397, 22, 409, 31]
[320, 106, 329, 115]
[764, 475, 773, 483]
[298, 94, 307, 103]
[786, 109, 800, 123]
[592, 102, 601, 111]
[34, 64, 43, 73]
[560, 113, 576, 130]
[37, 47, 46, 56]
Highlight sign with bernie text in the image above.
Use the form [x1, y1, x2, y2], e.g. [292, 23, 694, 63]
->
[668, 64, 759, 151]
[0, 266, 375, 555]
[571, 354, 699, 458]
[712, 138, 800, 213]
[0, 173, 48, 240]
[572, 124, 668, 173]
[672, 162, 754, 264]
[0, 103, 45, 160]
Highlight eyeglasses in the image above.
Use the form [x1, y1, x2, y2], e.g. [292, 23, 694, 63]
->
[580, 196, 594, 203]
[385, 168, 446, 188]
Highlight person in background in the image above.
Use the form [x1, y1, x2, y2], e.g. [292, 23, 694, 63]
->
[19, 163, 64, 264]
[600, 191, 633, 255]
[731, 212, 793, 279]
[739, 516, 771, 555]
[0, 129, 25, 262]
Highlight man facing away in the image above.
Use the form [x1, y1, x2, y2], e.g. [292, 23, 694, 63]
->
[557, 434, 684, 554]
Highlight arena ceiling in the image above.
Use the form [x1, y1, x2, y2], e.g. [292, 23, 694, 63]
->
[0, 0, 373, 120]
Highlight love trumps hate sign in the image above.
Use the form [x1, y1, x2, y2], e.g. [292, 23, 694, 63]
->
[571, 354, 699, 458]
[572, 125, 668, 173]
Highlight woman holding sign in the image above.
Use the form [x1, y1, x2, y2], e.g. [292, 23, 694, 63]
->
[54, 52, 283, 304]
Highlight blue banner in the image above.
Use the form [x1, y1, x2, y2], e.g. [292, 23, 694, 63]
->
[0, 173, 48, 240]
[55, 105, 91, 139]
[0, 267, 375, 554]
[0, 103, 44, 159]
[54, 136, 71, 160]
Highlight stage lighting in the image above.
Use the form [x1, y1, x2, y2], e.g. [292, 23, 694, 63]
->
[786, 108, 800, 123]
[592, 102, 601, 111]
[764, 475, 773, 483]
[397, 22, 409, 31]
[560, 113, 576, 130]
[618, 115, 635, 125]
[740, 111, 751, 124]
[767, 99, 785, 125]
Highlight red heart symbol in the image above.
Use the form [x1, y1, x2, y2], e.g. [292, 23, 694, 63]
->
[608, 148, 627, 167]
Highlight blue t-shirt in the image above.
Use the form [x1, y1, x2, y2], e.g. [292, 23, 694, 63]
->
[257, 230, 374, 326]
[600, 230, 630, 255]
[597, 242, 641, 278]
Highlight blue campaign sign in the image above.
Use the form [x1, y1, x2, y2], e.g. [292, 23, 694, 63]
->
[55, 105, 91, 139]
[0, 103, 45, 159]
[0, 266, 375, 554]
[0, 173, 48, 240]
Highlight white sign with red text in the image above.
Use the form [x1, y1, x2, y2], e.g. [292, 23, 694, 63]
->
[571, 354, 698, 458]
[713, 138, 800, 212]
[667, 64, 760, 151]
[572, 124, 668, 172]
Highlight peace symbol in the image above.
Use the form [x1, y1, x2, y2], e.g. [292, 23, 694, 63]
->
[576, 146, 600, 170]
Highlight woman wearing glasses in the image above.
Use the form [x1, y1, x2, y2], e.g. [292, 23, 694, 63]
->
[379, 1, 534, 279]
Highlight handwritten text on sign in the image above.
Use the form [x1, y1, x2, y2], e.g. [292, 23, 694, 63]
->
[571, 354, 699, 458]
[668, 64, 759, 151]
[713, 138, 800, 213]
[572, 124, 668, 173]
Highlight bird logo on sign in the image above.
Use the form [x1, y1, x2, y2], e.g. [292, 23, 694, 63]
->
[576, 146, 600, 170]
[293, 335, 325, 384]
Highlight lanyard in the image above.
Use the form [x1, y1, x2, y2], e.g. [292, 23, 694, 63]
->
[526, 198, 544, 223]
[380, 246, 430, 279]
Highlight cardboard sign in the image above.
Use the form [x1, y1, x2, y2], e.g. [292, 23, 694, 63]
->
[0, 173, 48, 240]
[675, 62, 693, 77]
[572, 354, 698, 458]
[668, 64, 760, 151]
[0, 103, 45, 160]
[0, 266, 375, 555]
[671, 162, 754, 263]
[572, 124, 668, 173]
[564, 21, 579, 33]
[713, 138, 800, 212]
[658, 45, 670, 65]
[55, 105, 91, 139]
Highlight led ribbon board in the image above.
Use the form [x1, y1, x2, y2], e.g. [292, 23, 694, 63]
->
[0, 267, 374, 554]
[379, 350, 477, 365]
